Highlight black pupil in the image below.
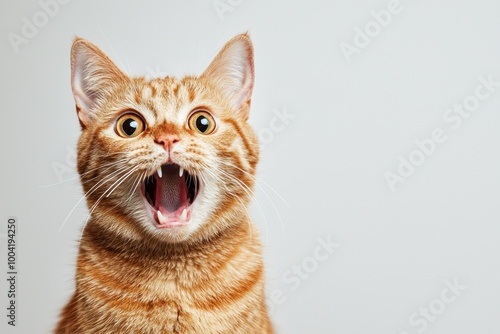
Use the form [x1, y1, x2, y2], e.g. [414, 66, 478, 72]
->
[196, 116, 210, 133]
[122, 118, 139, 136]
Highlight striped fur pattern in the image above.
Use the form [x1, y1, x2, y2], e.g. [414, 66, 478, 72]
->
[55, 34, 274, 333]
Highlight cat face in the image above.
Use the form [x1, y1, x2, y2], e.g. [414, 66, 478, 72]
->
[71, 34, 259, 243]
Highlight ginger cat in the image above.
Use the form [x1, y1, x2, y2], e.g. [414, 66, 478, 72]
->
[55, 34, 274, 334]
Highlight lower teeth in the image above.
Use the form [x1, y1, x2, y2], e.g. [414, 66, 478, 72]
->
[156, 209, 188, 224]
[157, 210, 167, 224]
[180, 209, 187, 222]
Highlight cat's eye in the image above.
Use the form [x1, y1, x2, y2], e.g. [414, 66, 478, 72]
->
[188, 110, 216, 135]
[115, 113, 145, 138]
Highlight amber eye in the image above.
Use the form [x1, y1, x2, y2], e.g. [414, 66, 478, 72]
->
[115, 113, 145, 138]
[188, 110, 216, 134]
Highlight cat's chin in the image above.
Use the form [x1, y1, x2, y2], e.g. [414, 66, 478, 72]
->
[139, 163, 203, 231]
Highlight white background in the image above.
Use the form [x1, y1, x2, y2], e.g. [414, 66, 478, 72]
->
[1, 0, 500, 333]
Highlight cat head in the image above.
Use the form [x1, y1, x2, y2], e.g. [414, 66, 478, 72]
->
[71, 34, 259, 244]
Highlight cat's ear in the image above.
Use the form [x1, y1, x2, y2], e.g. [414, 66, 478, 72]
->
[70, 37, 128, 128]
[202, 33, 254, 120]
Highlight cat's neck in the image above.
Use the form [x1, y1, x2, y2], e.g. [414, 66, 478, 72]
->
[81, 213, 254, 262]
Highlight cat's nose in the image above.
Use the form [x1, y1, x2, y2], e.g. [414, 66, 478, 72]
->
[155, 134, 180, 151]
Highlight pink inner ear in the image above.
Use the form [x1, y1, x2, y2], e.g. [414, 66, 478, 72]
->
[70, 38, 129, 127]
[202, 35, 254, 115]
[75, 54, 93, 99]
[234, 64, 254, 109]
[73, 71, 95, 116]
[71, 47, 99, 126]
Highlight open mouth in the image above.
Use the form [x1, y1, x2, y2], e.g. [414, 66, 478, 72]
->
[141, 164, 200, 228]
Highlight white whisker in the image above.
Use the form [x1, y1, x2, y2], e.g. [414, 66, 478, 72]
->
[201, 162, 269, 243]
[105, 166, 140, 198]
[79, 167, 140, 241]
[57, 165, 131, 234]
[219, 160, 287, 236]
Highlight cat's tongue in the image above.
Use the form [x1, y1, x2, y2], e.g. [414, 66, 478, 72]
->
[155, 165, 188, 214]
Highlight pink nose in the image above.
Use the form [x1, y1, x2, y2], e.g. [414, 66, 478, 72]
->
[155, 134, 180, 151]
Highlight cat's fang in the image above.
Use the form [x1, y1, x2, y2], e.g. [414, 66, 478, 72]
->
[157, 210, 167, 224]
[157, 168, 162, 178]
[180, 208, 187, 222]
[179, 167, 184, 177]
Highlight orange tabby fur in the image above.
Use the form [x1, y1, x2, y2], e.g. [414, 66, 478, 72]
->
[55, 34, 274, 333]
